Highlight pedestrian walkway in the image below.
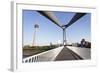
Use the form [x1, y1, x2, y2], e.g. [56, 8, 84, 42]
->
[55, 47, 83, 61]
[67, 46, 91, 59]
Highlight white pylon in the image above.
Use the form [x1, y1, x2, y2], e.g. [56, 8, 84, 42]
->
[32, 24, 39, 46]
[63, 28, 67, 46]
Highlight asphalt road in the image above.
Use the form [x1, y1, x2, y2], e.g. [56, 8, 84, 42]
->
[55, 47, 83, 61]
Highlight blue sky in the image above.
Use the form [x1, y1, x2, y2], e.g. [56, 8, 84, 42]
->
[23, 10, 91, 46]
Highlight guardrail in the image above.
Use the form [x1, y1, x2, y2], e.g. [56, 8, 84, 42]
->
[23, 46, 63, 63]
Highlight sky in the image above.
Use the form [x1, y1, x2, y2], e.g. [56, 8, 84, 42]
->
[23, 10, 91, 46]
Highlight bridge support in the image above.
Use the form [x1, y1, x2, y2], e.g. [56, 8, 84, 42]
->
[63, 29, 67, 46]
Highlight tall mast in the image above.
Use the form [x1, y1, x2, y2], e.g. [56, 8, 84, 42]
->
[32, 24, 39, 46]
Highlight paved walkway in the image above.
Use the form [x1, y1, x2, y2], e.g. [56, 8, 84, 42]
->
[55, 47, 83, 61]
[67, 46, 91, 59]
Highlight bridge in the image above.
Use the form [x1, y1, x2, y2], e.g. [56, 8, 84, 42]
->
[23, 11, 90, 62]
[23, 46, 90, 63]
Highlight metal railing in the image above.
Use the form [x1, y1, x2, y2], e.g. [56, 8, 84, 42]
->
[23, 46, 63, 63]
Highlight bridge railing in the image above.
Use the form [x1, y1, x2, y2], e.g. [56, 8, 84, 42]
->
[23, 46, 63, 63]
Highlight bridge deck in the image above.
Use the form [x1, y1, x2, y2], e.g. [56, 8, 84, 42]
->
[23, 46, 91, 63]
[67, 46, 91, 59]
[55, 47, 83, 61]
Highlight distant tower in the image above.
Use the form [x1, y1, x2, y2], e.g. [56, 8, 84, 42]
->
[32, 24, 39, 46]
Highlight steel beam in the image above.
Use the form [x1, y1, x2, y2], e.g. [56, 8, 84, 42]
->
[37, 11, 63, 28]
[64, 13, 86, 28]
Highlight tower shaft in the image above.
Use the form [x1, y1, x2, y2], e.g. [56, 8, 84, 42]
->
[33, 29, 36, 46]
[32, 24, 39, 46]
[63, 29, 67, 46]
